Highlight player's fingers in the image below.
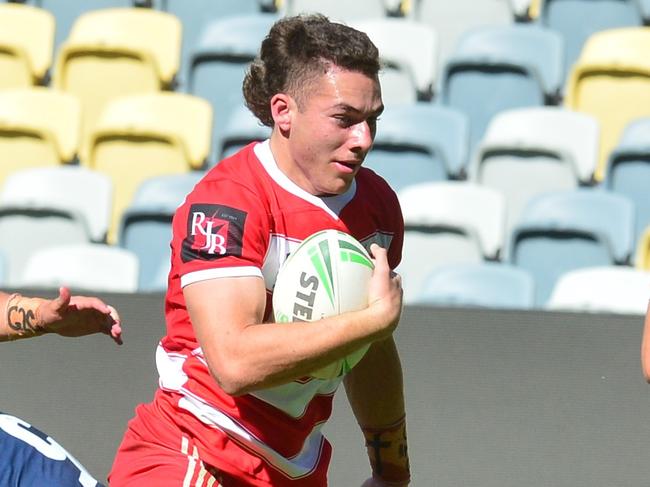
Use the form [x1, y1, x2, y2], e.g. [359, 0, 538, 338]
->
[106, 304, 120, 325]
[369, 244, 389, 270]
[110, 323, 123, 345]
[69, 295, 111, 314]
[51, 286, 71, 312]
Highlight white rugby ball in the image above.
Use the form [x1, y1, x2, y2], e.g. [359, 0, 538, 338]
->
[273, 229, 374, 379]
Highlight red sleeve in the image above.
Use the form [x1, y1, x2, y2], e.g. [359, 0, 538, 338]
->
[171, 178, 270, 285]
[387, 193, 404, 271]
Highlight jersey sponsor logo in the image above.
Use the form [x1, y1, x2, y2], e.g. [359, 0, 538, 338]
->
[182, 204, 247, 262]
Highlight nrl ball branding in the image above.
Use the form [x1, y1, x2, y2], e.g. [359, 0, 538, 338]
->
[292, 272, 319, 322]
[272, 230, 374, 379]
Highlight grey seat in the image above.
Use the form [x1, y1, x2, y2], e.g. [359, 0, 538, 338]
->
[508, 189, 635, 306]
[364, 103, 470, 191]
[536, 0, 642, 85]
[439, 24, 564, 152]
[603, 117, 650, 244]
[187, 13, 278, 163]
[415, 262, 535, 309]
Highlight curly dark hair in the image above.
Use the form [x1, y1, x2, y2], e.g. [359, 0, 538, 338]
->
[243, 14, 380, 127]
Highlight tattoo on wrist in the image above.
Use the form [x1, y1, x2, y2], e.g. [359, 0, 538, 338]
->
[6, 294, 41, 337]
[362, 415, 410, 484]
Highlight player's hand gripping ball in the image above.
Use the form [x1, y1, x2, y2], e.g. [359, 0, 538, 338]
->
[273, 229, 374, 379]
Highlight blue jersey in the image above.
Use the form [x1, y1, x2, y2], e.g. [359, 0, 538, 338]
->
[0, 412, 104, 487]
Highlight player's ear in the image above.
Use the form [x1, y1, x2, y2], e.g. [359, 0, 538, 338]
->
[270, 93, 293, 132]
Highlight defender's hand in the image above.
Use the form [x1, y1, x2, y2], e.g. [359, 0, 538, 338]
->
[39, 287, 122, 344]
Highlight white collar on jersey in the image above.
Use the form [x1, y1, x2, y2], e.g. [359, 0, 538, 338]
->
[253, 139, 357, 219]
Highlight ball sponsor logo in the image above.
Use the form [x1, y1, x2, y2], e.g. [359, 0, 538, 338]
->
[292, 272, 319, 322]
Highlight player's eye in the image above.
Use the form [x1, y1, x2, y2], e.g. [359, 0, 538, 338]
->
[334, 115, 354, 127]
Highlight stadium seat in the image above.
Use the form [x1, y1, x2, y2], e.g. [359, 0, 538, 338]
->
[604, 117, 650, 243]
[537, 0, 642, 84]
[36, 0, 134, 53]
[547, 266, 650, 314]
[409, 0, 513, 71]
[280, 0, 390, 20]
[352, 18, 438, 103]
[0, 209, 90, 286]
[0, 87, 81, 186]
[119, 172, 203, 291]
[187, 13, 277, 161]
[414, 262, 535, 309]
[87, 92, 211, 243]
[53, 8, 182, 153]
[508, 189, 635, 305]
[564, 27, 650, 181]
[1, 166, 113, 242]
[163, 0, 270, 88]
[472, 106, 600, 233]
[219, 105, 271, 160]
[528, 0, 542, 18]
[0, 3, 54, 88]
[364, 103, 470, 191]
[397, 181, 506, 303]
[19, 243, 139, 292]
[439, 24, 564, 151]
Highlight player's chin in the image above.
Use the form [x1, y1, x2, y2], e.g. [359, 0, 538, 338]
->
[326, 176, 355, 195]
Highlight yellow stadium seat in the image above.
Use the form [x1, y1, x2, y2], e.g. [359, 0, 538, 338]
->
[635, 226, 650, 270]
[528, 0, 541, 19]
[0, 3, 54, 88]
[564, 27, 650, 181]
[0, 87, 81, 186]
[53, 8, 182, 157]
[87, 92, 212, 242]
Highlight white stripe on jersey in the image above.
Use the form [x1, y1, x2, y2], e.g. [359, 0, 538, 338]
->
[178, 395, 325, 480]
[249, 379, 340, 419]
[157, 347, 189, 391]
[181, 439, 220, 487]
[157, 345, 329, 479]
[181, 266, 263, 288]
[195, 450, 207, 487]
[181, 437, 196, 487]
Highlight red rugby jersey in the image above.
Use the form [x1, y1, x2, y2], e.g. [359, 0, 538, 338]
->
[156, 140, 403, 485]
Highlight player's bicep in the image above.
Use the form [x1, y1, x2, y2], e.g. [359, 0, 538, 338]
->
[183, 276, 267, 376]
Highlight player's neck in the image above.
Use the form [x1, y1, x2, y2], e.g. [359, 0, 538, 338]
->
[269, 132, 319, 196]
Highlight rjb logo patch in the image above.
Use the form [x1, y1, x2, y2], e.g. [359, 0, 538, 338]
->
[181, 204, 247, 262]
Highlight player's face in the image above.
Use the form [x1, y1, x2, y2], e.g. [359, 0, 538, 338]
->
[285, 66, 383, 196]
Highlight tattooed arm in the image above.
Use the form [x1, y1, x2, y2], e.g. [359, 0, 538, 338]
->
[344, 337, 410, 486]
[0, 287, 122, 344]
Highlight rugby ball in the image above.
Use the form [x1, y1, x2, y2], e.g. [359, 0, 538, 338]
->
[273, 229, 374, 379]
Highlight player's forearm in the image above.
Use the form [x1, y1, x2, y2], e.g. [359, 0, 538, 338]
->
[203, 307, 393, 395]
[0, 293, 47, 341]
[345, 337, 405, 427]
[345, 337, 410, 485]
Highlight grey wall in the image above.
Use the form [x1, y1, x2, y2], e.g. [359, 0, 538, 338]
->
[1, 292, 649, 486]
